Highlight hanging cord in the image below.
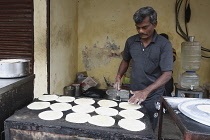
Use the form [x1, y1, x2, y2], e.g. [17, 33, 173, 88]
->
[184, 0, 190, 37]
[201, 47, 210, 52]
[200, 47, 210, 58]
[175, 0, 189, 41]
[201, 55, 210, 58]
[175, 0, 210, 58]
[201, 47, 210, 58]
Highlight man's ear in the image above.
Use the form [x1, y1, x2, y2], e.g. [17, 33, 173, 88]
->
[153, 21, 157, 27]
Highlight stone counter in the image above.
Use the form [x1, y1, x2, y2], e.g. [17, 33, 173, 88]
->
[0, 74, 35, 139]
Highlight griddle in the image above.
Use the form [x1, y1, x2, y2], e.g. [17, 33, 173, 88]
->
[178, 98, 210, 126]
[5, 97, 155, 140]
[159, 97, 210, 139]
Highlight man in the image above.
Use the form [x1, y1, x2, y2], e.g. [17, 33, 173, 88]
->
[160, 33, 177, 97]
[114, 7, 173, 130]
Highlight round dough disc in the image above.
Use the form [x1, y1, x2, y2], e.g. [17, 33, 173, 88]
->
[118, 119, 145, 131]
[88, 115, 115, 127]
[56, 96, 75, 103]
[38, 110, 63, 120]
[27, 102, 50, 110]
[197, 105, 210, 114]
[97, 100, 118, 107]
[50, 103, 72, 111]
[72, 104, 95, 113]
[95, 107, 118, 116]
[119, 110, 144, 119]
[119, 102, 141, 110]
[38, 95, 58, 101]
[74, 98, 95, 105]
[65, 112, 91, 123]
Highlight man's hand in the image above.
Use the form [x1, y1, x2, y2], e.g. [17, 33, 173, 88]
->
[113, 77, 121, 91]
[128, 90, 149, 105]
[128, 71, 172, 105]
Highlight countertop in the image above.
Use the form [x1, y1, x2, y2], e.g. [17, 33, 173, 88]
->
[0, 74, 35, 94]
[159, 97, 210, 140]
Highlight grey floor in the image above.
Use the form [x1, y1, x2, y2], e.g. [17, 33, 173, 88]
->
[155, 112, 183, 140]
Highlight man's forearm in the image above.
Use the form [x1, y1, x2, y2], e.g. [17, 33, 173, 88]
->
[143, 71, 172, 95]
[117, 60, 129, 77]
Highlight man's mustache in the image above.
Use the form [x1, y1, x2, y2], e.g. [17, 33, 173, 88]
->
[139, 33, 148, 36]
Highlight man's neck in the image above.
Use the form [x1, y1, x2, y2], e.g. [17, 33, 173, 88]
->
[140, 35, 153, 48]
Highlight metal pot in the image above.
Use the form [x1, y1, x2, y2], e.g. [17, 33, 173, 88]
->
[0, 59, 30, 78]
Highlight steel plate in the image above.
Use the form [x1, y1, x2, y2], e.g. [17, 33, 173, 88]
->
[106, 89, 129, 101]
[178, 99, 210, 126]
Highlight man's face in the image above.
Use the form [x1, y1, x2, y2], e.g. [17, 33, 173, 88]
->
[135, 16, 157, 40]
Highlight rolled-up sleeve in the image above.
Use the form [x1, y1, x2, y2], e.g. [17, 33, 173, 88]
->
[160, 41, 173, 72]
[123, 40, 132, 62]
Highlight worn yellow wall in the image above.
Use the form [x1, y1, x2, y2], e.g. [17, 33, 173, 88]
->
[34, 0, 78, 97]
[78, 0, 210, 89]
[186, 1, 210, 86]
[34, 0, 48, 98]
[50, 0, 78, 95]
[33, 0, 210, 96]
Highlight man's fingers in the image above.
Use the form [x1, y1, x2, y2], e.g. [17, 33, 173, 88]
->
[113, 83, 120, 90]
[117, 83, 121, 90]
[137, 99, 144, 105]
[128, 97, 144, 105]
[134, 98, 139, 104]
[130, 90, 134, 94]
[128, 96, 134, 103]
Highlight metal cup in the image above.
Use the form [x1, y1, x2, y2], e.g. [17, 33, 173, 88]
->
[63, 85, 75, 96]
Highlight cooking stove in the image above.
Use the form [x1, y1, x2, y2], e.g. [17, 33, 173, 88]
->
[4, 96, 155, 140]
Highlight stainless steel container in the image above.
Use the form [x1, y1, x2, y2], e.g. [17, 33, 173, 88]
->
[0, 59, 30, 78]
[106, 89, 130, 101]
[72, 84, 82, 97]
[63, 85, 75, 96]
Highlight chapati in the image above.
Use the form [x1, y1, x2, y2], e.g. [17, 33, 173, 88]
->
[72, 104, 95, 113]
[74, 98, 95, 105]
[56, 96, 75, 103]
[119, 102, 141, 110]
[38, 110, 63, 120]
[65, 112, 91, 123]
[118, 119, 145, 131]
[197, 105, 210, 114]
[38, 94, 58, 101]
[95, 107, 118, 116]
[88, 115, 115, 127]
[119, 110, 144, 119]
[50, 103, 72, 111]
[27, 102, 50, 110]
[97, 99, 118, 107]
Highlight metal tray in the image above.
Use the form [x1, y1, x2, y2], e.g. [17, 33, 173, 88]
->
[106, 89, 129, 101]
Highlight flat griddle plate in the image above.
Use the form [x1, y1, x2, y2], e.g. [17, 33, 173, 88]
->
[178, 99, 210, 126]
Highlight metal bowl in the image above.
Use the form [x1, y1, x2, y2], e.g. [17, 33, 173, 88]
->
[0, 59, 30, 78]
